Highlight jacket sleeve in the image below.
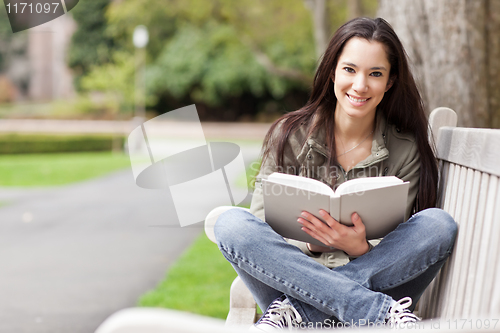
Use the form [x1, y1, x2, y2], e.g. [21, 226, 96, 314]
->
[249, 164, 274, 222]
[249, 123, 299, 221]
[395, 140, 420, 221]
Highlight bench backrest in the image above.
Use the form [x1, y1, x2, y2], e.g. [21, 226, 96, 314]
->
[418, 108, 500, 319]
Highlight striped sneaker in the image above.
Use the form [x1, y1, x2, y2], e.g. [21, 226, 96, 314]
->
[250, 295, 302, 331]
[386, 297, 421, 328]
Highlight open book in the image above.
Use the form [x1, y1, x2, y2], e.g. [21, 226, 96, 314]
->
[262, 173, 410, 246]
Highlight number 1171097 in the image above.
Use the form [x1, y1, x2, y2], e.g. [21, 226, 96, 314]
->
[6, 2, 60, 14]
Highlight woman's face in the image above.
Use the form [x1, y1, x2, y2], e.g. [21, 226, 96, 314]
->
[333, 37, 393, 121]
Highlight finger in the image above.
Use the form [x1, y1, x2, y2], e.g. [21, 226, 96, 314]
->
[297, 217, 316, 232]
[300, 223, 332, 247]
[318, 209, 342, 231]
[351, 213, 365, 232]
[298, 217, 335, 245]
[300, 211, 327, 229]
[350, 213, 365, 229]
[300, 211, 319, 223]
[298, 216, 328, 236]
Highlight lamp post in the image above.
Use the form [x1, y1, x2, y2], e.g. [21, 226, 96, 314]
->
[133, 25, 149, 123]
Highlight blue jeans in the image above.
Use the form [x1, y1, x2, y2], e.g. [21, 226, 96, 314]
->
[214, 208, 457, 325]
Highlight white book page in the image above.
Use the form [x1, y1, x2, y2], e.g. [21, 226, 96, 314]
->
[335, 176, 403, 195]
[267, 173, 333, 196]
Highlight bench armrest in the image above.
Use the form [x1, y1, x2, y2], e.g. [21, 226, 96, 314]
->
[204, 206, 250, 243]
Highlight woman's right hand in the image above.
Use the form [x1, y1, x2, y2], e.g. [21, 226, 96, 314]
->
[298, 210, 370, 257]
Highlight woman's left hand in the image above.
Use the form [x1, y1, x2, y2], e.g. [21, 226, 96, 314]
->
[298, 210, 370, 257]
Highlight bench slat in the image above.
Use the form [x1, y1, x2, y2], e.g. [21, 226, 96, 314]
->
[426, 162, 459, 318]
[436, 161, 450, 210]
[434, 162, 456, 317]
[436, 251, 452, 318]
[441, 163, 455, 214]
[440, 165, 466, 317]
[479, 176, 500, 315]
[462, 172, 491, 316]
[489, 180, 500, 313]
[437, 127, 500, 177]
[444, 166, 474, 317]
[471, 175, 498, 316]
[493, 214, 500, 313]
[493, 180, 500, 313]
[452, 169, 482, 317]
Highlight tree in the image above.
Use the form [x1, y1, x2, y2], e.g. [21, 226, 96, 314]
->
[304, 0, 329, 59]
[68, 0, 117, 87]
[378, 0, 500, 128]
[304, 0, 376, 58]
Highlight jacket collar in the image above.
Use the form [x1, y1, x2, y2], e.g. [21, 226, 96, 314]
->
[298, 111, 390, 164]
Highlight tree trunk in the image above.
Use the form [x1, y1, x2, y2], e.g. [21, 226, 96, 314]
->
[348, 0, 363, 20]
[304, 0, 329, 59]
[378, 0, 500, 128]
[487, 0, 500, 128]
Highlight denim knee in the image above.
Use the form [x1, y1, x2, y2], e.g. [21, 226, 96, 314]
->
[214, 208, 257, 247]
[413, 208, 458, 252]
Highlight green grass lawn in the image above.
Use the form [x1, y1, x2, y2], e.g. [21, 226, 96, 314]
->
[0, 152, 131, 186]
[139, 233, 238, 319]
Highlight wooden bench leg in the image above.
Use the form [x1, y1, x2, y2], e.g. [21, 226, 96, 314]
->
[225, 276, 258, 327]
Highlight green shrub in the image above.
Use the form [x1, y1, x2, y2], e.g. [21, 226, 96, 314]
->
[0, 134, 125, 154]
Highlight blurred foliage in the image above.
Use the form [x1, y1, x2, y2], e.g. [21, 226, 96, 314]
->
[72, 0, 377, 120]
[0, 5, 29, 100]
[0, 95, 120, 120]
[50, 93, 122, 118]
[147, 22, 288, 107]
[68, 0, 118, 88]
[361, 0, 379, 19]
[80, 51, 136, 113]
[0, 8, 11, 71]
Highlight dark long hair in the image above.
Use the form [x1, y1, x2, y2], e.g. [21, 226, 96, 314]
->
[261, 17, 438, 211]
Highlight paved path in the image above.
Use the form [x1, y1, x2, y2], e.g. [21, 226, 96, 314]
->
[0, 169, 204, 333]
[0, 118, 272, 141]
[0, 135, 263, 333]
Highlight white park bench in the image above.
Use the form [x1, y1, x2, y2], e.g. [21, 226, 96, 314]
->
[95, 107, 500, 332]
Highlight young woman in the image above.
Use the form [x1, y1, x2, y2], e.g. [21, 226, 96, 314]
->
[214, 17, 457, 330]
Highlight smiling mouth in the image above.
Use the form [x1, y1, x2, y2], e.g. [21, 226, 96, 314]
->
[347, 94, 370, 103]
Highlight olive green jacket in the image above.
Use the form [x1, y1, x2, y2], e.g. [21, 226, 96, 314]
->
[249, 113, 420, 268]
